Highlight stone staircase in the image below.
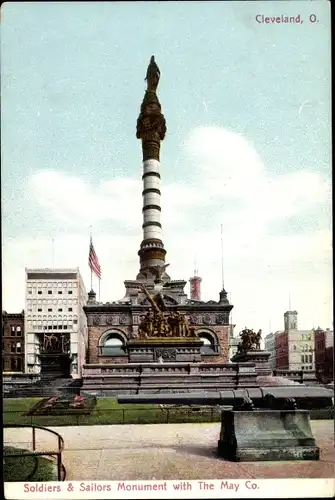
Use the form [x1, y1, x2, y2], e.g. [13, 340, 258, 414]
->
[3, 376, 82, 399]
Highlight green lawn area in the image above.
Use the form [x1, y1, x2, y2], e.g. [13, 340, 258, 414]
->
[4, 397, 333, 427]
[4, 446, 57, 482]
[4, 397, 221, 426]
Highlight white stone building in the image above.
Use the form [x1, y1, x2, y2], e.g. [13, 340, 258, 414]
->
[287, 329, 315, 371]
[24, 268, 87, 378]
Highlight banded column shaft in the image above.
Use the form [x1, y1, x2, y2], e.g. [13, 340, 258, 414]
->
[142, 159, 162, 241]
[138, 155, 166, 273]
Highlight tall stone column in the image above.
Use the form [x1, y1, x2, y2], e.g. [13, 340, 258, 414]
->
[136, 56, 168, 281]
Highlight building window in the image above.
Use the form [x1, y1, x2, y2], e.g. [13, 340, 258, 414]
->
[58, 308, 63, 312]
[48, 290, 52, 295]
[58, 325, 62, 330]
[28, 291, 32, 294]
[11, 326, 16, 336]
[73, 319, 78, 324]
[38, 291, 42, 295]
[68, 291, 73, 295]
[48, 308, 52, 312]
[10, 358, 22, 371]
[99, 332, 127, 356]
[38, 308, 42, 312]
[197, 331, 219, 355]
[47, 325, 52, 330]
[68, 308, 73, 312]
[58, 291, 62, 294]
[63, 325, 68, 330]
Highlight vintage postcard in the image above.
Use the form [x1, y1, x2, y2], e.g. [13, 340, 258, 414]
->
[2, 1, 333, 499]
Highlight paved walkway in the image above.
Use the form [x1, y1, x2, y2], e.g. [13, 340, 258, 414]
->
[4, 420, 335, 480]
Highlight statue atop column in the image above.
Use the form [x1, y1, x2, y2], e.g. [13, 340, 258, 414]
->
[136, 56, 166, 161]
[145, 55, 161, 92]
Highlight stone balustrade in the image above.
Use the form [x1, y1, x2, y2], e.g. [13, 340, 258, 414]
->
[81, 361, 259, 395]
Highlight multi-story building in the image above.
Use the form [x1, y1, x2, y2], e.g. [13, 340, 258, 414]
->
[315, 328, 334, 382]
[2, 311, 25, 372]
[264, 331, 277, 370]
[275, 311, 315, 371]
[24, 268, 87, 378]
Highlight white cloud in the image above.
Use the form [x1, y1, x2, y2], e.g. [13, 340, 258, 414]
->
[3, 126, 332, 335]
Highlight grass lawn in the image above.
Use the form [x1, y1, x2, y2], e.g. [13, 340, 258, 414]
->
[4, 397, 333, 426]
[4, 397, 221, 426]
[4, 446, 57, 482]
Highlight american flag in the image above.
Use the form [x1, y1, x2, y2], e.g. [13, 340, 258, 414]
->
[89, 237, 102, 279]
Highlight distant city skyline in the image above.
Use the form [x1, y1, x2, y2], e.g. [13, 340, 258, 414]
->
[2, 2, 332, 335]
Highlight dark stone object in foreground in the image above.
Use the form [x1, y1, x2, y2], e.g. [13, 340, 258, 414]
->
[217, 409, 319, 462]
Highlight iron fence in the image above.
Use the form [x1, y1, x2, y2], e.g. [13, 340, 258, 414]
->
[4, 424, 66, 481]
[3, 406, 223, 426]
[3, 405, 334, 427]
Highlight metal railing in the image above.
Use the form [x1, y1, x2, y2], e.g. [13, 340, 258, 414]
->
[3, 406, 222, 426]
[3, 405, 334, 427]
[4, 424, 66, 481]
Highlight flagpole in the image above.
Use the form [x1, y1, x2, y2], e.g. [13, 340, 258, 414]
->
[220, 224, 224, 289]
[52, 238, 55, 267]
[90, 226, 93, 290]
[98, 278, 101, 302]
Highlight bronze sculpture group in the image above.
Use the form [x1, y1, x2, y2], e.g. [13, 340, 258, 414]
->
[43, 333, 70, 353]
[237, 327, 262, 352]
[138, 285, 196, 338]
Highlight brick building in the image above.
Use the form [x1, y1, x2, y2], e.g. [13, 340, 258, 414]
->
[275, 330, 288, 369]
[84, 57, 232, 366]
[2, 311, 25, 372]
[315, 328, 334, 382]
[275, 311, 315, 371]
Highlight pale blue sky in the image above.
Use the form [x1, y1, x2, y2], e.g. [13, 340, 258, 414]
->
[2, 1, 332, 333]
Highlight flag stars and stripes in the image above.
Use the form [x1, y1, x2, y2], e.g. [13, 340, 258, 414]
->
[89, 238, 102, 280]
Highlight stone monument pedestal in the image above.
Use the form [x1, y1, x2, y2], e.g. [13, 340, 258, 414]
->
[217, 409, 319, 462]
[231, 350, 271, 376]
[127, 337, 203, 363]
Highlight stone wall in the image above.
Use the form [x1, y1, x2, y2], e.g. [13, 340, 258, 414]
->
[204, 325, 229, 363]
[87, 325, 131, 364]
[81, 361, 258, 395]
[87, 324, 230, 364]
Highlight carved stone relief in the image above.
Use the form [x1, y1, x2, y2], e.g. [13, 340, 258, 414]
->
[119, 315, 128, 325]
[92, 315, 100, 326]
[106, 315, 114, 326]
[154, 348, 177, 361]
